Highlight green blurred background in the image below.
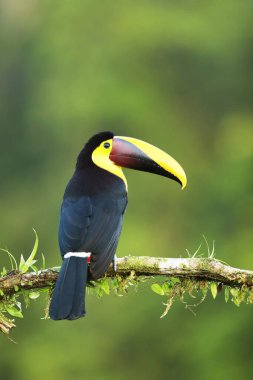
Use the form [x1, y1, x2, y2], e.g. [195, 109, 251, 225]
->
[1, 0, 253, 379]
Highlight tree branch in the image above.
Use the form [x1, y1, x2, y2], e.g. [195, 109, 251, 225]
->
[1, 256, 253, 296]
[0, 255, 253, 335]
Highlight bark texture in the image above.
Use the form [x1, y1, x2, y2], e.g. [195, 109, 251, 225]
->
[1, 256, 253, 296]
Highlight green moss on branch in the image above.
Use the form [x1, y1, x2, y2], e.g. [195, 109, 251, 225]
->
[1, 255, 253, 335]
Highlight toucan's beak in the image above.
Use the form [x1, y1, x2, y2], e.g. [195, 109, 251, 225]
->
[109, 136, 187, 189]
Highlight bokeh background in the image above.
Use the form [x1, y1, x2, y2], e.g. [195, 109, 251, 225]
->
[1, 0, 253, 379]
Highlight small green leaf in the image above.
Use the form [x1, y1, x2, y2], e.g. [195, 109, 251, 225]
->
[232, 297, 241, 307]
[41, 253, 46, 270]
[202, 286, 208, 298]
[210, 283, 217, 299]
[0, 248, 17, 270]
[31, 265, 38, 273]
[29, 291, 40, 300]
[230, 288, 239, 297]
[151, 284, 165, 296]
[6, 306, 23, 318]
[14, 285, 19, 292]
[25, 229, 39, 269]
[162, 283, 169, 293]
[230, 288, 242, 307]
[100, 280, 110, 295]
[19, 254, 27, 273]
[225, 287, 230, 303]
[1, 267, 7, 277]
[170, 277, 180, 285]
[22, 291, 30, 307]
[19, 230, 39, 273]
[95, 286, 104, 298]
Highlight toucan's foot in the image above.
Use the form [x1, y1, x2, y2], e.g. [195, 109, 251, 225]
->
[113, 255, 117, 272]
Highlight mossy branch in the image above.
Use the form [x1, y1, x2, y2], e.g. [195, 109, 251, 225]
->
[1, 256, 253, 297]
[1, 255, 253, 336]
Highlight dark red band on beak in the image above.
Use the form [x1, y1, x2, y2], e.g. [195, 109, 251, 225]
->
[109, 138, 147, 170]
[109, 138, 182, 186]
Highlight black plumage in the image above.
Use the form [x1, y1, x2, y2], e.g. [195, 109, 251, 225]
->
[49, 130, 187, 320]
[50, 132, 127, 320]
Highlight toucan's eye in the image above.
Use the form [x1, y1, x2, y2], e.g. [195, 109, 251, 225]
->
[104, 142, 110, 149]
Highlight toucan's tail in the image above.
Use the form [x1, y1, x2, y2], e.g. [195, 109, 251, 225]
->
[49, 257, 88, 320]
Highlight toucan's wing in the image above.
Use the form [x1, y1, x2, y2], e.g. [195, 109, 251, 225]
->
[58, 193, 127, 278]
[58, 196, 93, 256]
[85, 195, 127, 279]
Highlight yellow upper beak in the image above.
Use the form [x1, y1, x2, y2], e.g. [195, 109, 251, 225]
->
[109, 136, 187, 189]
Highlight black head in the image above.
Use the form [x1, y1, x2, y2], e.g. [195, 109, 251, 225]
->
[76, 131, 114, 169]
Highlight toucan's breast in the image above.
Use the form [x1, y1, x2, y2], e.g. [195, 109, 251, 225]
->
[58, 164, 128, 279]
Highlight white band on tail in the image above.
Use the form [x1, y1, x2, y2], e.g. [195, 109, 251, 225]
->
[64, 252, 91, 259]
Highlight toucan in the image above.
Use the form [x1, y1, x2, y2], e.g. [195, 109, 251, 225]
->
[49, 131, 187, 320]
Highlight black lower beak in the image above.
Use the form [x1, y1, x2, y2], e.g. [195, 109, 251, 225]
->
[109, 137, 187, 188]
